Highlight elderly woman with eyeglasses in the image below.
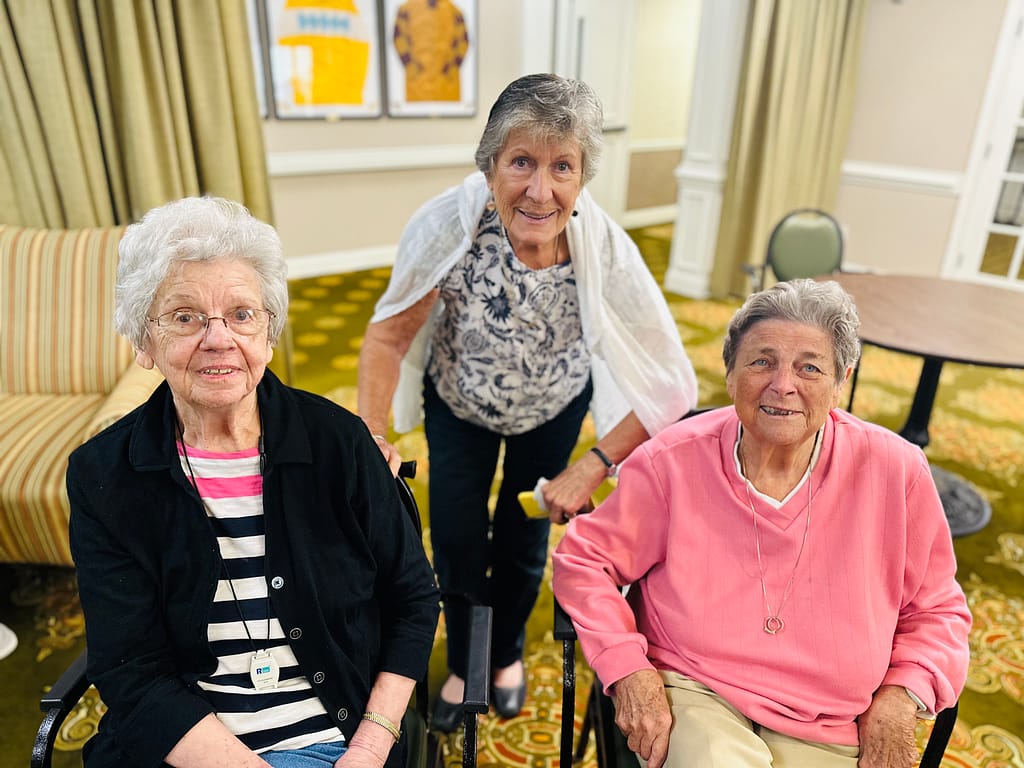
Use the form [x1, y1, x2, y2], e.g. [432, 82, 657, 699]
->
[67, 197, 440, 768]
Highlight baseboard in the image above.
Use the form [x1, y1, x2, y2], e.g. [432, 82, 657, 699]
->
[620, 205, 677, 230]
[286, 245, 397, 280]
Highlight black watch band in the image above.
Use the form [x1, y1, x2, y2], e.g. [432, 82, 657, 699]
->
[590, 446, 617, 477]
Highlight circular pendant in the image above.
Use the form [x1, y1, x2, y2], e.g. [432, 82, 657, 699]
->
[764, 616, 784, 634]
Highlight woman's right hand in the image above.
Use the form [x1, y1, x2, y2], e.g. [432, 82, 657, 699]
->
[611, 669, 672, 768]
[372, 434, 404, 477]
[335, 743, 388, 768]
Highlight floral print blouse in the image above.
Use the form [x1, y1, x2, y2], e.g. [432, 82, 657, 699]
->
[426, 208, 591, 435]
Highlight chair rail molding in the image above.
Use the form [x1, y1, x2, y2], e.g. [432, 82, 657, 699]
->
[630, 138, 687, 154]
[840, 161, 963, 197]
[267, 145, 477, 177]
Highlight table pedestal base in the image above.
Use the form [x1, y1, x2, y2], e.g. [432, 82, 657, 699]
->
[932, 466, 991, 538]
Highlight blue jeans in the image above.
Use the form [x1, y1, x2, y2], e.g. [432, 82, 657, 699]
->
[262, 741, 346, 767]
[423, 374, 592, 678]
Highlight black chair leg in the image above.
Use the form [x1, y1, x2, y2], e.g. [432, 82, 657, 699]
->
[919, 702, 958, 768]
[573, 685, 597, 763]
[560, 636, 577, 766]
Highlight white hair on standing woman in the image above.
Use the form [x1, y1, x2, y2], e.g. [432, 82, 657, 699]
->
[474, 73, 605, 185]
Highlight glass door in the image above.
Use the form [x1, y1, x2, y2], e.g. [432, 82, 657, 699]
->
[978, 104, 1024, 282]
[946, 0, 1024, 288]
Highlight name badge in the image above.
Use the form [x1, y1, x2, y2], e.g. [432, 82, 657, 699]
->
[250, 649, 280, 690]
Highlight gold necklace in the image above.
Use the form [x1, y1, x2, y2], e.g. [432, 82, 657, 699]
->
[741, 454, 813, 635]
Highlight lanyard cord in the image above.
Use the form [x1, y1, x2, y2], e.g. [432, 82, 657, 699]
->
[178, 424, 271, 652]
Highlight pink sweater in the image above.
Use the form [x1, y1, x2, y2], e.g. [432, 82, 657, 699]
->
[552, 407, 971, 746]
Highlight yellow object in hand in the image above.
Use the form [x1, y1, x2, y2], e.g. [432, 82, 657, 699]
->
[518, 490, 549, 519]
[518, 477, 618, 519]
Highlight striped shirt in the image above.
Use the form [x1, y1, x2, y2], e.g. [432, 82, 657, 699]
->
[179, 443, 344, 754]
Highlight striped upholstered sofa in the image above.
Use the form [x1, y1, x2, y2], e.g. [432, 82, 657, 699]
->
[0, 225, 163, 566]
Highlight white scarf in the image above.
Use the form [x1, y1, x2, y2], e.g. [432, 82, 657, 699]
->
[372, 172, 698, 438]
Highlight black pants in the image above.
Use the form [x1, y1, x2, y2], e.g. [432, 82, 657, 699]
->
[423, 375, 592, 678]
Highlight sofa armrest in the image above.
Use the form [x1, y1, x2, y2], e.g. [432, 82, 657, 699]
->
[82, 365, 164, 441]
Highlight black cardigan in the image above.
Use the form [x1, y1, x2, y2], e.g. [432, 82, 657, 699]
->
[68, 371, 440, 768]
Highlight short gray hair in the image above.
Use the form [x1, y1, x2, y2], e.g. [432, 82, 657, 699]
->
[722, 279, 861, 380]
[475, 73, 604, 185]
[114, 196, 288, 350]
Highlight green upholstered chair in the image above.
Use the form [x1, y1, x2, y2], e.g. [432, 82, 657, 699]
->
[743, 208, 844, 293]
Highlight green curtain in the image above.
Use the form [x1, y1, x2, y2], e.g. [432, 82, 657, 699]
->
[710, 0, 865, 297]
[0, 0, 272, 228]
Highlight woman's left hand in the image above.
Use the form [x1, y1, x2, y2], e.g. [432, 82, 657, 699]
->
[856, 685, 920, 768]
[542, 457, 605, 524]
[611, 669, 672, 768]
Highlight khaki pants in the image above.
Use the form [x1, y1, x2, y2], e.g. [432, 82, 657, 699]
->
[642, 672, 860, 768]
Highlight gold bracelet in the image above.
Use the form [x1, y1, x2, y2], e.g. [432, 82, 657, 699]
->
[371, 434, 387, 443]
[362, 711, 401, 741]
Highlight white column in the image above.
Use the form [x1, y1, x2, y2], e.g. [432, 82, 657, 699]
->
[664, 0, 749, 298]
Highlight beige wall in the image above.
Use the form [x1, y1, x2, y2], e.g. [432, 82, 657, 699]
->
[836, 0, 1007, 273]
[629, 0, 700, 142]
[626, 149, 684, 209]
[625, 0, 701, 216]
[263, 2, 524, 269]
[264, 0, 1011, 280]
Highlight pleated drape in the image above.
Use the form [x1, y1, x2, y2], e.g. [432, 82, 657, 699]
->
[0, 0, 272, 228]
[710, 0, 865, 297]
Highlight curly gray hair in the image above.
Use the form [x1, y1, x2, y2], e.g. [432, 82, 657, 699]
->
[114, 196, 288, 350]
[722, 279, 861, 380]
[474, 73, 604, 185]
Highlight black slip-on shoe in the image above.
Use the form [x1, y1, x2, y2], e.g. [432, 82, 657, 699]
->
[492, 680, 527, 719]
[431, 695, 464, 733]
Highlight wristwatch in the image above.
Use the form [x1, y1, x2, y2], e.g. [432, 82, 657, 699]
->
[590, 446, 617, 477]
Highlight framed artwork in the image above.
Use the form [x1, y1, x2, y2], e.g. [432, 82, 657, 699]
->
[246, 0, 270, 118]
[263, 0, 384, 119]
[382, 0, 477, 118]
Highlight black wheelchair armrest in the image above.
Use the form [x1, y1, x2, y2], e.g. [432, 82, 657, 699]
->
[32, 648, 90, 768]
[553, 597, 577, 641]
[460, 604, 492, 768]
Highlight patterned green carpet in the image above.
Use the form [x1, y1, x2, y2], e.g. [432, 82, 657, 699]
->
[2, 225, 1022, 767]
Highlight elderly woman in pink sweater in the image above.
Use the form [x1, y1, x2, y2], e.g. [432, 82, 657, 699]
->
[552, 279, 970, 768]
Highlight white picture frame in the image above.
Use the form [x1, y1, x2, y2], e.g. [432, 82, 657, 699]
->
[382, 0, 477, 118]
[264, 0, 384, 120]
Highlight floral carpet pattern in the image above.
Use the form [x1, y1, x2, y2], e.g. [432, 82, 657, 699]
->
[2, 227, 1022, 767]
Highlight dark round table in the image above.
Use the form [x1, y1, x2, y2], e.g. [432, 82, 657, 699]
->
[823, 272, 1024, 536]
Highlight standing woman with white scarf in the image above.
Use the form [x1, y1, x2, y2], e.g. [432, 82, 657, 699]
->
[357, 73, 698, 732]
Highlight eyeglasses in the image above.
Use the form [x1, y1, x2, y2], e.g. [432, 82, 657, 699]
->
[147, 308, 276, 337]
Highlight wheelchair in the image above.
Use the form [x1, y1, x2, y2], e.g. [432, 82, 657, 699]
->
[554, 598, 958, 768]
[33, 461, 492, 768]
